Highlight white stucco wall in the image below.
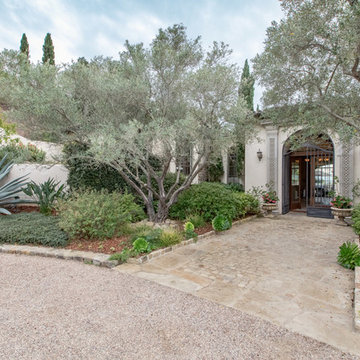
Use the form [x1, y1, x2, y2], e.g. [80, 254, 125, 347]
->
[1, 163, 69, 200]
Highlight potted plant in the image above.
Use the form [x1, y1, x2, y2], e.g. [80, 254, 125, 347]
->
[330, 195, 353, 226]
[262, 190, 279, 215]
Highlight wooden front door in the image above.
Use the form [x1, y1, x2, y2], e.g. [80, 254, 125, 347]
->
[290, 157, 301, 210]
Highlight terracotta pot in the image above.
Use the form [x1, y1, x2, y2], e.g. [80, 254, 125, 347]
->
[330, 207, 353, 226]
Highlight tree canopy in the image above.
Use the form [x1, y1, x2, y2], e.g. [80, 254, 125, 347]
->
[239, 59, 254, 111]
[253, 0, 360, 141]
[20, 33, 29, 61]
[42, 33, 55, 65]
[0, 24, 251, 222]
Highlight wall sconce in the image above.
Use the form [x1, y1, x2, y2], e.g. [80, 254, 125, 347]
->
[257, 149, 263, 161]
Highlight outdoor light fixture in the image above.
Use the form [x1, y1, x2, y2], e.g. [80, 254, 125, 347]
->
[257, 149, 263, 161]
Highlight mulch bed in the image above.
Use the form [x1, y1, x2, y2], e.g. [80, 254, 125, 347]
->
[65, 236, 131, 254]
[7, 205, 40, 213]
[195, 223, 213, 235]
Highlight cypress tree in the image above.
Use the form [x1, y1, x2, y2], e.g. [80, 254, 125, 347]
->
[20, 33, 29, 60]
[42, 33, 55, 65]
[239, 59, 255, 111]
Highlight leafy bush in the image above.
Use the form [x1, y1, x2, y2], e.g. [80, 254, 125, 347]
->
[223, 183, 244, 192]
[185, 214, 206, 228]
[22, 178, 66, 215]
[337, 241, 360, 270]
[63, 142, 133, 193]
[0, 142, 46, 164]
[233, 192, 260, 215]
[352, 205, 360, 237]
[57, 190, 146, 239]
[184, 221, 197, 239]
[170, 182, 239, 221]
[0, 213, 68, 247]
[212, 214, 232, 231]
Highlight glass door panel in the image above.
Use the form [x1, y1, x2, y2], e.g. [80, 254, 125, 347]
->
[290, 158, 301, 209]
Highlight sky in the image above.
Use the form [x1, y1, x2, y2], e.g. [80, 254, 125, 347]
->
[0, 0, 283, 106]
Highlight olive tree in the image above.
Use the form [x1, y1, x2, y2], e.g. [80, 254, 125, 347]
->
[0, 25, 250, 222]
[253, 0, 360, 141]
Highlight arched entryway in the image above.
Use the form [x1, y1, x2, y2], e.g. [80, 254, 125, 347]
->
[282, 133, 334, 218]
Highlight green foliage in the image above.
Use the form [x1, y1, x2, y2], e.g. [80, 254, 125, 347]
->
[57, 190, 146, 239]
[239, 59, 254, 111]
[63, 141, 132, 193]
[132, 237, 150, 253]
[352, 205, 360, 237]
[207, 157, 224, 182]
[253, 1, 360, 139]
[22, 178, 66, 215]
[109, 248, 135, 263]
[42, 33, 55, 65]
[237, 193, 260, 214]
[185, 214, 206, 228]
[223, 183, 244, 193]
[0, 155, 29, 215]
[184, 221, 197, 239]
[212, 214, 232, 232]
[158, 229, 183, 247]
[337, 241, 360, 270]
[0, 212, 68, 247]
[0, 112, 16, 145]
[0, 142, 46, 164]
[20, 33, 29, 60]
[170, 182, 242, 221]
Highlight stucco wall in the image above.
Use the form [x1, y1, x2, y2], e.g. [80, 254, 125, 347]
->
[1, 163, 68, 200]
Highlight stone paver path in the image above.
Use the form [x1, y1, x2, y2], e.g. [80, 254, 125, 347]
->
[117, 213, 360, 356]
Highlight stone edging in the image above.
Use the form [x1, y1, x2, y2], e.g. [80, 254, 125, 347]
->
[131, 214, 258, 264]
[0, 244, 117, 268]
[354, 266, 360, 331]
[0, 215, 258, 268]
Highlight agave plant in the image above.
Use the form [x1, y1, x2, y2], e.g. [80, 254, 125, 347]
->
[337, 241, 360, 270]
[22, 178, 66, 216]
[0, 154, 29, 215]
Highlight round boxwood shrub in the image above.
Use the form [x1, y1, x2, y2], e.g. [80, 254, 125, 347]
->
[212, 214, 232, 231]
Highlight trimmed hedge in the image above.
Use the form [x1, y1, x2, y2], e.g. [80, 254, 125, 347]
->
[169, 182, 259, 221]
[352, 204, 360, 237]
[0, 213, 68, 247]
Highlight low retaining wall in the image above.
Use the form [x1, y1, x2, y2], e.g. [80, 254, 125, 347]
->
[354, 267, 360, 331]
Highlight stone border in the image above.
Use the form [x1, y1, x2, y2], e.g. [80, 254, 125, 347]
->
[354, 266, 360, 331]
[0, 244, 117, 268]
[0, 215, 258, 268]
[132, 215, 258, 264]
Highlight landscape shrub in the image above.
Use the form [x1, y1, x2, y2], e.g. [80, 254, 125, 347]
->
[169, 182, 239, 221]
[352, 205, 360, 238]
[223, 183, 244, 193]
[337, 241, 360, 270]
[158, 229, 184, 247]
[212, 214, 232, 231]
[57, 190, 146, 239]
[233, 192, 260, 215]
[185, 214, 206, 228]
[0, 213, 68, 247]
[0, 142, 45, 164]
[184, 221, 197, 239]
[22, 178, 66, 215]
[132, 237, 150, 253]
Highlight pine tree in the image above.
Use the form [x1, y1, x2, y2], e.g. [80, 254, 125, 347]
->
[42, 33, 55, 65]
[20, 33, 29, 60]
[239, 59, 255, 111]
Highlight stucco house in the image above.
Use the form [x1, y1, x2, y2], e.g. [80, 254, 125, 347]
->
[245, 121, 360, 218]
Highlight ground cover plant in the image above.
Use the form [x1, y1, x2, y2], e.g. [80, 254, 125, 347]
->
[0, 212, 68, 247]
[0, 142, 45, 164]
[212, 214, 232, 231]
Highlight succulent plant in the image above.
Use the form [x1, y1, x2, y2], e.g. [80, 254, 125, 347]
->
[0, 155, 29, 215]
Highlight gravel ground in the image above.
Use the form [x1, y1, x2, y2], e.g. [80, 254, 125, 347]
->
[0, 253, 358, 360]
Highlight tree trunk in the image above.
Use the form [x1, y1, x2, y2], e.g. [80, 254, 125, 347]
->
[154, 199, 169, 223]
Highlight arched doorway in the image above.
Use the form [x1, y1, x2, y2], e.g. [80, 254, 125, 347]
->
[282, 133, 334, 218]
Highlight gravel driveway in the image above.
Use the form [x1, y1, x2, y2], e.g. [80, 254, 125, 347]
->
[0, 253, 357, 359]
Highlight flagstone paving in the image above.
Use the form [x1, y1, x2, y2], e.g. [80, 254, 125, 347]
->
[116, 213, 360, 356]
